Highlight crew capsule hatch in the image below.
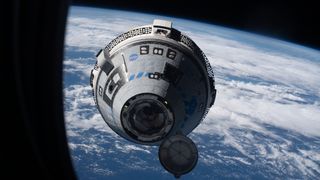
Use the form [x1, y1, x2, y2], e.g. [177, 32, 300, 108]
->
[90, 19, 216, 178]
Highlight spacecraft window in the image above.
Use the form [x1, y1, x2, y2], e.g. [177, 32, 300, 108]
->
[140, 45, 149, 54]
[153, 47, 164, 55]
[166, 49, 177, 60]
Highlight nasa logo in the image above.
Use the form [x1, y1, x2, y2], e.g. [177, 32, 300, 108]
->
[129, 53, 138, 61]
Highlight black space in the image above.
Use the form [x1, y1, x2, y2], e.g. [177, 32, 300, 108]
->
[73, 0, 320, 49]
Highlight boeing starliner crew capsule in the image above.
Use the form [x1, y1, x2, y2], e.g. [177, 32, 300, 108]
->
[90, 19, 216, 178]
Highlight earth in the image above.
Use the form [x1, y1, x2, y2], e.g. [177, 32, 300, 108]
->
[63, 6, 320, 179]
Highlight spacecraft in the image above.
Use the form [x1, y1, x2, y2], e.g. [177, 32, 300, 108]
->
[90, 19, 216, 178]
